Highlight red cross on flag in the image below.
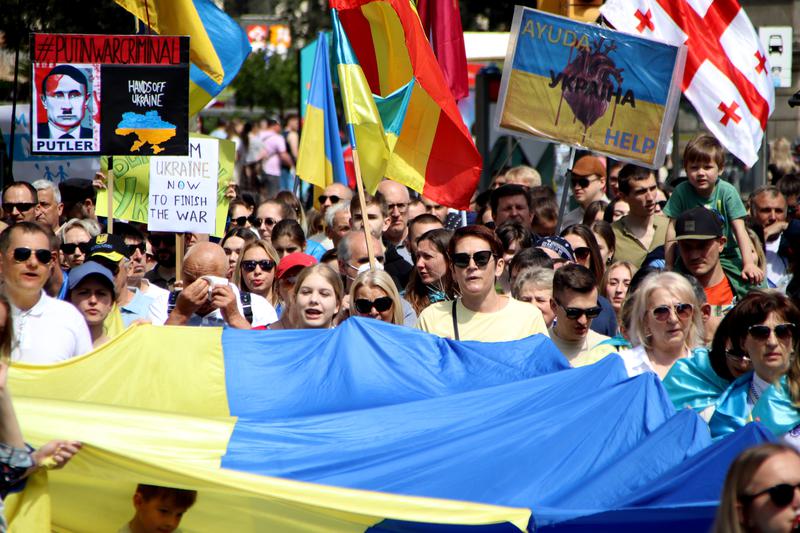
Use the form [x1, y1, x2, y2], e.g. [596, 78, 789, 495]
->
[601, 0, 774, 167]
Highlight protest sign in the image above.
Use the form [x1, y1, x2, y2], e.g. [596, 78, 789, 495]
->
[96, 134, 233, 237]
[147, 137, 218, 234]
[0, 105, 99, 183]
[30, 33, 190, 156]
[496, 7, 686, 168]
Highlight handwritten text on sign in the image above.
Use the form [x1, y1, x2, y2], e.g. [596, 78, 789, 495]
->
[148, 137, 218, 234]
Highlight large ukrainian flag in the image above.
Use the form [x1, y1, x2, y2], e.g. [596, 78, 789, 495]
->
[295, 32, 348, 190]
[6, 318, 730, 531]
[114, 0, 251, 115]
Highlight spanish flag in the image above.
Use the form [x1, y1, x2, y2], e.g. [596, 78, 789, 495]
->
[114, 0, 251, 115]
[331, 0, 482, 209]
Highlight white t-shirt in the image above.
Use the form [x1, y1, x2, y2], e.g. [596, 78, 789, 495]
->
[765, 236, 790, 290]
[148, 283, 277, 327]
[10, 291, 93, 364]
[618, 345, 656, 378]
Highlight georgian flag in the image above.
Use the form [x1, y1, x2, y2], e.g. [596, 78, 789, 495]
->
[601, 0, 774, 167]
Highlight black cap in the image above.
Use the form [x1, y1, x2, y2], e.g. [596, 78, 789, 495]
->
[59, 178, 96, 204]
[87, 233, 129, 262]
[675, 207, 723, 241]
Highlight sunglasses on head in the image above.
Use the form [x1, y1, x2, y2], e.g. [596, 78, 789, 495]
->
[570, 175, 596, 189]
[2, 202, 36, 213]
[252, 217, 277, 228]
[748, 323, 796, 342]
[241, 259, 275, 272]
[557, 301, 602, 320]
[354, 296, 393, 314]
[126, 242, 146, 257]
[651, 303, 694, 321]
[740, 482, 800, 508]
[318, 195, 340, 204]
[13, 247, 52, 263]
[452, 250, 494, 269]
[60, 242, 91, 255]
[572, 247, 591, 261]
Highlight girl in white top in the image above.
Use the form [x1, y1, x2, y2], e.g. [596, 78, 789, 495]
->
[619, 271, 704, 379]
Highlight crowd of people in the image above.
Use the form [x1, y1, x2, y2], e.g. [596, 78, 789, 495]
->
[1, 124, 800, 530]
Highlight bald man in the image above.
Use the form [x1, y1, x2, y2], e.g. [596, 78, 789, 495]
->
[147, 242, 277, 327]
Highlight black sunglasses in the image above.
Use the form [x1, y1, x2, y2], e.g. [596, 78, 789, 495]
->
[318, 195, 340, 204]
[241, 259, 275, 272]
[651, 303, 694, 322]
[452, 250, 494, 269]
[354, 297, 393, 314]
[149, 235, 173, 247]
[252, 217, 277, 228]
[126, 242, 146, 257]
[13, 247, 52, 263]
[3, 202, 36, 213]
[557, 301, 601, 320]
[60, 242, 91, 255]
[748, 323, 796, 342]
[741, 482, 800, 508]
[232, 216, 250, 227]
[570, 176, 596, 189]
[573, 247, 591, 261]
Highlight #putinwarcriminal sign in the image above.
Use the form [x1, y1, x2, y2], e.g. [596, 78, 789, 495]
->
[496, 7, 686, 168]
[30, 33, 189, 156]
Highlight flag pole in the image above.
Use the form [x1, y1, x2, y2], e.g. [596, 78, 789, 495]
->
[107, 158, 114, 234]
[555, 147, 576, 235]
[175, 233, 184, 285]
[350, 145, 377, 270]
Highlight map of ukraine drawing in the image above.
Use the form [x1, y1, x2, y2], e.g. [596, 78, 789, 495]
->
[115, 111, 176, 154]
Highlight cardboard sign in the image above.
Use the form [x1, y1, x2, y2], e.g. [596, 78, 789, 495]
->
[30, 33, 189, 156]
[95, 134, 233, 237]
[147, 137, 218, 234]
[496, 7, 686, 168]
[759, 26, 792, 89]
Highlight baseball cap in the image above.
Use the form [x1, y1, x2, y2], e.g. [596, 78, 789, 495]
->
[67, 261, 116, 298]
[675, 207, 723, 241]
[534, 236, 575, 262]
[87, 233, 128, 262]
[58, 178, 96, 204]
[570, 155, 606, 178]
[276, 252, 317, 280]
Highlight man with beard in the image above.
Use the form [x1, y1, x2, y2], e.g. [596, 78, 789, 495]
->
[144, 231, 177, 290]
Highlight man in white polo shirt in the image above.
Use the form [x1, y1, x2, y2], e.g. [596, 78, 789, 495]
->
[0, 222, 92, 363]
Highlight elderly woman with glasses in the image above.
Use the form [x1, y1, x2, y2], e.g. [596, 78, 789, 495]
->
[416, 225, 548, 342]
[705, 290, 800, 443]
[618, 271, 705, 379]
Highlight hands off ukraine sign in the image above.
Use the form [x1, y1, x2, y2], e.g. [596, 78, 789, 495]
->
[496, 7, 686, 168]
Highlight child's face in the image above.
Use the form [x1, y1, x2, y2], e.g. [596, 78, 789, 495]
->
[134, 495, 189, 533]
[685, 158, 720, 196]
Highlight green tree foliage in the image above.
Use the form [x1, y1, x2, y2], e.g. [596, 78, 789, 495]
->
[232, 51, 298, 114]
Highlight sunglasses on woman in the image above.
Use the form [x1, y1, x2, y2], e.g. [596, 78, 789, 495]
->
[651, 303, 693, 321]
[13, 247, 52, 263]
[451, 250, 494, 269]
[748, 323, 797, 342]
[60, 242, 91, 255]
[354, 296, 393, 314]
[572, 247, 591, 261]
[740, 482, 800, 508]
[241, 259, 275, 272]
[232, 216, 252, 227]
[252, 217, 277, 228]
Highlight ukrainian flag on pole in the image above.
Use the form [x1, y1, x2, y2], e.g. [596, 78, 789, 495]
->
[331, 9, 390, 193]
[295, 32, 348, 189]
[114, 0, 251, 115]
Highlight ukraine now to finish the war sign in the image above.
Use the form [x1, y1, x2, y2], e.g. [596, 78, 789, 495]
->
[496, 7, 686, 168]
[30, 34, 189, 156]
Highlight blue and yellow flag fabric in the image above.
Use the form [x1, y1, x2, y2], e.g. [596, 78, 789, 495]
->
[4, 318, 767, 531]
[114, 0, 251, 115]
[295, 32, 348, 190]
[331, 9, 391, 193]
